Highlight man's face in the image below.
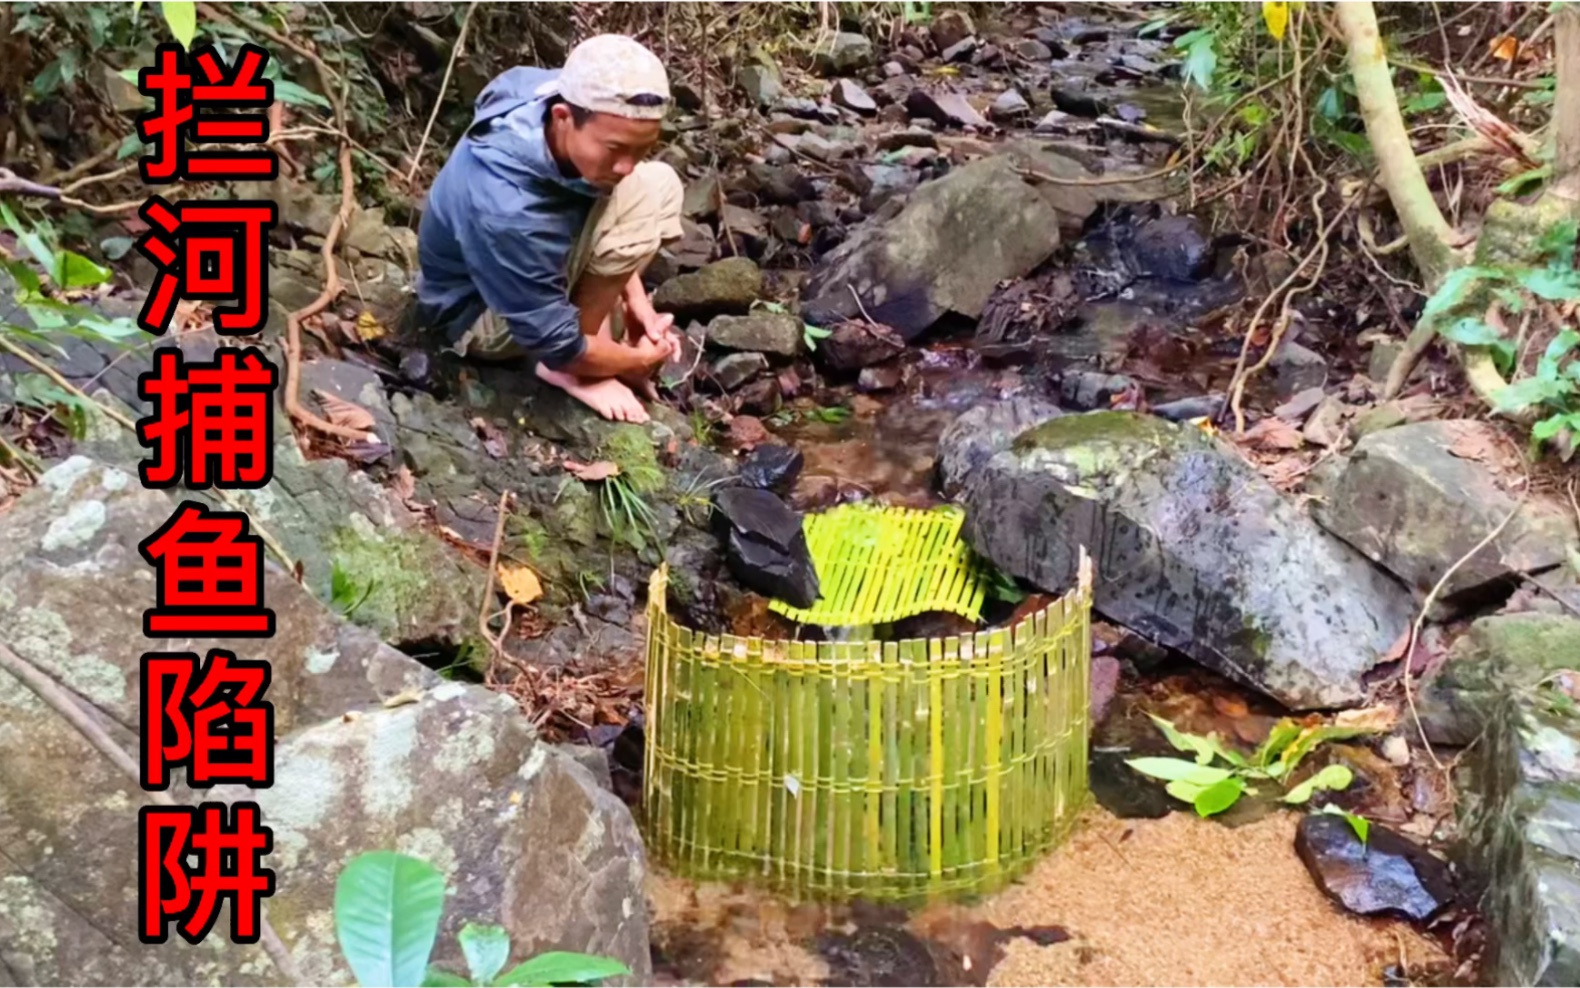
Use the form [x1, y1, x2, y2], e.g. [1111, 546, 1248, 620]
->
[551, 104, 662, 191]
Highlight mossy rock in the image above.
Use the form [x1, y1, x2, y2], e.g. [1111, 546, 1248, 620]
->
[325, 515, 479, 646]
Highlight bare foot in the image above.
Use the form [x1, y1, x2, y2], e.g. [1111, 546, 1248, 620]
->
[536, 364, 649, 424]
[621, 373, 660, 401]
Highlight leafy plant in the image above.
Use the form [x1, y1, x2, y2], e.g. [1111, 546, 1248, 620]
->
[330, 560, 376, 618]
[334, 851, 629, 988]
[1318, 804, 1371, 845]
[598, 473, 659, 553]
[802, 322, 833, 352]
[1126, 713, 1382, 817]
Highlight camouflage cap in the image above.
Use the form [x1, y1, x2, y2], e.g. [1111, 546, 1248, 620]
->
[536, 34, 671, 121]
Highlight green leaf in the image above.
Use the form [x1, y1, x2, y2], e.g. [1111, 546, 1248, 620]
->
[1180, 32, 1217, 91]
[1438, 316, 1517, 370]
[1315, 86, 1343, 121]
[1192, 776, 1245, 817]
[1, 201, 57, 281]
[1517, 266, 1580, 301]
[1126, 757, 1232, 786]
[1282, 763, 1354, 804]
[1492, 374, 1568, 414]
[54, 250, 113, 290]
[1254, 719, 1302, 769]
[1532, 413, 1572, 442]
[459, 924, 511, 986]
[118, 131, 144, 160]
[1418, 265, 1503, 328]
[1164, 778, 1206, 803]
[492, 952, 631, 988]
[100, 236, 135, 261]
[3, 258, 42, 296]
[1147, 713, 1244, 767]
[1318, 804, 1370, 844]
[421, 968, 474, 988]
[1538, 219, 1580, 265]
[272, 78, 333, 110]
[334, 851, 448, 988]
[161, 1, 197, 48]
[1499, 164, 1554, 197]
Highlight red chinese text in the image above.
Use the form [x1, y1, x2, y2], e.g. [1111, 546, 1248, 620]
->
[137, 42, 277, 183]
[136, 196, 277, 337]
[139, 802, 276, 945]
[138, 501, 275, 638]
[137, 346, 277, 489]
[140, 649, 274, 790]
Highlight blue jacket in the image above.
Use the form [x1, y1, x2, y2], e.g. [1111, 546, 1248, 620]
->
[414, 67, 602, 369]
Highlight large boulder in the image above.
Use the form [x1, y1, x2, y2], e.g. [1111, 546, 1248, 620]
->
[1312, 421, 1578, 614]
[936, 396, 1062, 498]
[652, 257, 763, 319]
[801, 156, 1062, 339]
[955, 411, 1415, 709]
[1449, 615, 1580, 986]
[0, 457, 651, 985]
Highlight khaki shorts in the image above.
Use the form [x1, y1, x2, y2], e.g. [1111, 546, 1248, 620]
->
[455, 160, 684, 361]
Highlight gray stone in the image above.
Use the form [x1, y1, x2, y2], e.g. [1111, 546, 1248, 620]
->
[857, 365, 902, 392]
[957, 412, 1416, 709]
[299, 358, 398, 448]
[928, 10, 975, 52]
[941, 37, 979, 63]
[1418, 613, 1580, 746]
[1311, 421, 1578, 611]
[718, 203, 770, 251]
[743, 163, 817, 204]
[682, 174, 720, 219]
[653, 257, 763, 319]
[905, 89, 990, 129]
[1059, 370, 1136, 410]
[803, 156, 1061, 338]
[1269, 340, 1328, 399]
[935, 397, 1063, 499]
[737, 58, 783, 106]
[877, 127, 939, 151]
[1015, 38, 1054, 61]
[711, 352, 770, 390]
[706, 312, 802, 358]
[1304, 395, 1351, 447]
[1129, 213, 1214, 282]
[0, 458, 651, 986]
[814, 33, 874, 75]
[831, 78, 877, 115]
[991, 90, 1032, 122]
[1367, 337, 1405, 384]
[994, 138, 1170, 233]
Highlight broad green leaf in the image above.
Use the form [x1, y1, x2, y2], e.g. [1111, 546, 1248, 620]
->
[1277, 723, 1382, 777]
[1517, 266, 1580, 301]
[1262, 1, 1289, 41]
[272, 78, 333, 110]
[1537, 219, 1579, 264]
[1148, 713, 1244, 767]
[2, 258, 42, 296]
[1181, 33, 1217, 91]
[1438, 317, 1505, 348]
[1254, 719, 1302, 769]
[334, 851, 448, 988]
[1492, 374, 1568, 414]
[161, 1, 197, 48]
[1193, 776, 1246, 816]
[100, 236, 135, 261]
[1315, 86, 1343, 122]
[1532, 413, 1571, 442]
[1318, 804, 1371, 844]
[459, 924, 511, 986]
[1499, 164, 1553, 197]
[1282, 764, 1354, 804]
[492, 952, 631, 987]
[803, 324, 833, 339]
[421, 969, 474, 988]
[65, 315, 142, 343]
[1126, 757, 1231, 786]
[1, 201, 57, 282]
[54, 250, 113, 290]
[1418, 265, 1503, 328]
[1543, 328, 1580, 363]
[23, 303, 67, 330]
[1164, 779, 1205, 803]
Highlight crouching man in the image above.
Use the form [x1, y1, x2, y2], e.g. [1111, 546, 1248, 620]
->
[414, 34, 684, 423]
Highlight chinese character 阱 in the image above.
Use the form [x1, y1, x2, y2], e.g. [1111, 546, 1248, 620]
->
[136, 196, 276, 336]
[139, 802, 276, 945]
[137, 42, 277, 183]
[138, 346, 277, 490]
[139, 501, 275, 638]
[140, 649, 274, 791]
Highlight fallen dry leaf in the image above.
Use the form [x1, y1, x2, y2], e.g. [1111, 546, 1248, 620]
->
[470, 416, 507, 459]
[1489, 34, 1518, 62]
[1241, 416, 1305, 451]
[315, 390, 378, 439]
[1334, 704, 1399, 733]
[563, 459, 621, 482]
[498, 563, 544, 605]
[392, 465, 416, 502]
[356, 310, 387, 340]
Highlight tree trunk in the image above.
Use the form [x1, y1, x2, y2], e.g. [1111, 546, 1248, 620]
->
[1551, 2, 1580, 202]
[1336, 0, 1458, 288]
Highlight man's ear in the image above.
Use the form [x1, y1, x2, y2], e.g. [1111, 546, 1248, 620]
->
[548, 102, 572, 126]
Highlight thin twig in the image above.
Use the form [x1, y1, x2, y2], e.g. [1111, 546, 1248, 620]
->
[406, 0, 480, 186]
[0, 642, 303, 984]
[478, 489, 513, 646]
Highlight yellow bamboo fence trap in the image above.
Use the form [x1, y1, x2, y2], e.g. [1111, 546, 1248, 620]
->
[643, 502, 1094, 902]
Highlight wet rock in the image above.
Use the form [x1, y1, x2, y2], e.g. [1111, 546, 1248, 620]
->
[299, 357, 397, 447]
[883, 60, 906, 78]
[1115, 102, 1148, 123]
[1091, 749, 1175, 819]
[1130, 213, 1214, 282]
[669, 217, 717, 270]
[832, 78, 877, 115]
[735, 377, 782, 416]
[803, 157, 1061, 338]
[1269, 340, 1328, 398]
[682, 174, 721, 219]
[1304, 395, 1350, 447]
[994, 138, 1169, 233]
[719, 203, 770, 254]
[739, 444, 804, 492]
[0, 457, 651, 985]
[772, 97, 827, 121]
[654, 257, 763, 319]
[928, 10, 975, 52]
[1296, 814, 1454, 922]
[798, 200, 842, 228]
[958, 412, 1415, 709]
[1417, 613, 1580, 747]
[814, 32, 874, 75]
[712, 488, 820, 608]
[1058, 370, 1136, 411]
[744, 163, 817, 205]
[1120, 53, 1166, 76]
[819, 320, 908, 372]
[1353, 395, 1446, 439]
[1311, 421, 1578, 612]
[858, 364, 903, 392]
[1033, 109, 1075, 134]
[990, 89, 1032, 122]
[1050, 85, 1109, 118]
[859, 164, 919, 213]
[1274, 386, 1327, 423]
[712, 352, 769, 390]
[1015, 38, 1055, 61]
[935, 397, 1063, 499]
[941, 37, 979, 63]
[905, 89, 991, 129]
[816, 925, 939, 988]
[770, 208, 803, 243]
[706, 312, 802, 359]
[1151, 394, 1225, 422]
[877, 127, 939, 151]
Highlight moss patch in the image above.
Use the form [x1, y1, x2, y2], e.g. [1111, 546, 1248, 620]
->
[325, 520, 476, 643]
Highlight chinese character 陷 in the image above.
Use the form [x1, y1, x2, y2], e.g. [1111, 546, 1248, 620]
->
[136, 196, 277, 337]
[140, 648, 274, 790]
[139, 802, 276, 945]
[137, 346, 277, 489]
[139, 501, 275, 638]
[137, 42, 277, 183]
